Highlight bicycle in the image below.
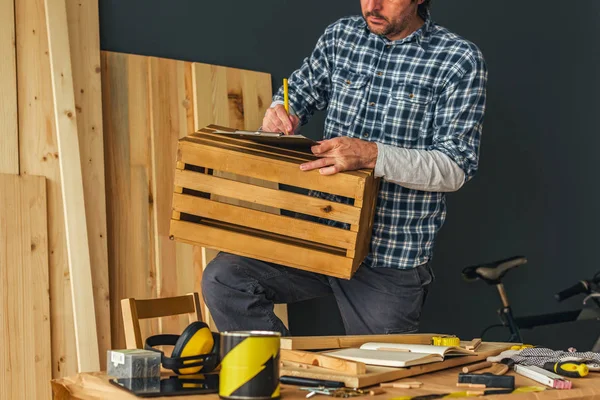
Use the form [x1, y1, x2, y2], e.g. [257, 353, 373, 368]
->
[461, 255, 600, 351]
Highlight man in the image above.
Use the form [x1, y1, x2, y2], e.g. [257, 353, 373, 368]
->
[202, 0, 487, 335]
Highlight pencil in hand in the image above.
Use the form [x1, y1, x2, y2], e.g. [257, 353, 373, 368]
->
[283, 78, 289, 114]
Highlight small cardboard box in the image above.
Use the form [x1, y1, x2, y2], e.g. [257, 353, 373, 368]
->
[169, 125, 380, 279]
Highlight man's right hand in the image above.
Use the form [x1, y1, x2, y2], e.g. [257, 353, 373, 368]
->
[261, 105, 300, 135]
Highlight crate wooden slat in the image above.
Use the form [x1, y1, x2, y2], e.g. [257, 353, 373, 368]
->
[170, 125, 380, 279]
[174, 169, 361, 225]
[172, 193, 357, 249]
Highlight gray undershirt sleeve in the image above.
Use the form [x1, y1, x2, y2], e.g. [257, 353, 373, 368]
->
[374, 142, 466, 192]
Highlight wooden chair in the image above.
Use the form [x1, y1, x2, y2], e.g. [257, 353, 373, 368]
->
[121, 292, 203, 349]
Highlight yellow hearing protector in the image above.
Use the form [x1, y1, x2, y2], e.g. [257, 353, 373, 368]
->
[144, 321, 220, 374]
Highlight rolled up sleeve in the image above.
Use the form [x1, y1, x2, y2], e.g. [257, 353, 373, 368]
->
[430, 49, 488, 182]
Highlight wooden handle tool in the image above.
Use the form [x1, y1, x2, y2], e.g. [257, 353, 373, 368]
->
[462, 361, 492, 373]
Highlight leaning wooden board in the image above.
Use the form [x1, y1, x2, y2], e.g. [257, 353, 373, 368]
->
[148, 56, 197, 336]
[102, 52, 287, 348]
[280, 341, 514, 388]
[45, 0, 99, 372]
[17, 0, 110, 377]
[102, 52, 163, 350]
[0, 174, 52, 400]
[65, 0, 111, 367]
[16, 0, 74, 377]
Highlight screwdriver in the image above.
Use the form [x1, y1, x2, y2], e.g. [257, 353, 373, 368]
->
[543, 361, 589, 378]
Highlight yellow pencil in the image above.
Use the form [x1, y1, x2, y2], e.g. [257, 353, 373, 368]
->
[283, 78, 289, 114]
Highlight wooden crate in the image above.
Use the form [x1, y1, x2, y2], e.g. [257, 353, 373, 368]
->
[169, 125, 381, 279]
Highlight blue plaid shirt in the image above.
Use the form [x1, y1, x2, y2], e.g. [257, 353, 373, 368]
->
[274, 15, 487, 269]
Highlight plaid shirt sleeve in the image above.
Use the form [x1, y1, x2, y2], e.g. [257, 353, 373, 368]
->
[430, 48, 488, 181]
[273, 24, 337, 126]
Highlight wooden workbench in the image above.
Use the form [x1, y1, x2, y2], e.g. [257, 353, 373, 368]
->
[51, 369, 600, 399]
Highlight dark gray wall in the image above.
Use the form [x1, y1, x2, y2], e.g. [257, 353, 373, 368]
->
[100, 0, 600, 350]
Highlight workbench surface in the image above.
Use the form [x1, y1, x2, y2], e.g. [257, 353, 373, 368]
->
[52, 368, 600, 399]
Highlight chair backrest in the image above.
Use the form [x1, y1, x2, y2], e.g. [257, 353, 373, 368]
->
[121, 292, 203, 349]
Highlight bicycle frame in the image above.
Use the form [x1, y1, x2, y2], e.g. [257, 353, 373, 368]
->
[485, 282, 600, 344]
[486, 282, 522, 342]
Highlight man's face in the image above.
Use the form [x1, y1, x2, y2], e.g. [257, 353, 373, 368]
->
[361, 0, 422, 39]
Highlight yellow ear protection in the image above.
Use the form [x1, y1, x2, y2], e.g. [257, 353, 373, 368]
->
[144, 321, 220, 374]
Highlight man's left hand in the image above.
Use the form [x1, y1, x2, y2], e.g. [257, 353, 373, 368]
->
[300, 137, 378, 175]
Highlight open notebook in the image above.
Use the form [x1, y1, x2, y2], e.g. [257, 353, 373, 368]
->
[326, 342, 477, 368]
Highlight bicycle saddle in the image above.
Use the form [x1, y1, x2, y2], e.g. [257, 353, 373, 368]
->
[462, 256, 528, 284]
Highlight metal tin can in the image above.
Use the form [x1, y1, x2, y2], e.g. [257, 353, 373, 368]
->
[219, 331, 281, 400]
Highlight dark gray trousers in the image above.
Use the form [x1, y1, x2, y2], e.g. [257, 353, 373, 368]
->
[201, 252, 434, 336]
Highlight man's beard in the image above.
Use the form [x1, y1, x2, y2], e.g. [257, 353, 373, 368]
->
[364, 11, 410, 37]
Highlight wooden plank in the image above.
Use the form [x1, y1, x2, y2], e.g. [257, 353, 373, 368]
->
[65, 0, 111, 368]
[174, 169, 361, 225]
[172, 193, 357, 249]
[0, 174, 52, 400]
[148, 56, 194, 336]
[197, 126, 372, 177]
[101, 52, 158, 350]
[44, 0, 99, 372]
[281, 349, 366, 375]
[180, 218, 345, 256]
[170, 220, 354, 279]
[0, 0, 19, 174]
[179, 138, 363, 199]
[192, 131, 318, 163]
[16, 0, 77, 378]
[280, 334, 438, 351]
[280, 342, 513, 388]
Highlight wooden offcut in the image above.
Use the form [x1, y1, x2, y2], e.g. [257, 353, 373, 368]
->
[0, 0, 19, 174]
[170, 126, 380, 280]
[0, 174, 52, 400]
[280, 349, 367, 375]
[280, 333, 438, 351]
[44, 0, 99, 372]
[466, 338, 482, 351]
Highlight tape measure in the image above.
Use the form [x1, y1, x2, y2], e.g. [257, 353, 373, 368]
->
[432, 335, 461, 347]
[510, 344, 534, 351]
